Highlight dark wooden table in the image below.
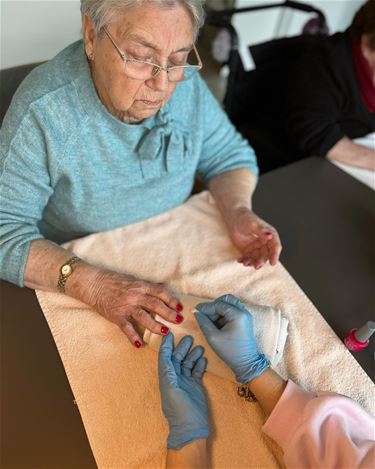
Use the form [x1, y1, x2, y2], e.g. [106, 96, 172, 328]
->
[1, 156, 374, 468]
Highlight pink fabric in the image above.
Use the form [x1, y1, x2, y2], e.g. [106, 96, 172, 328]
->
[263, 380, 375, 468]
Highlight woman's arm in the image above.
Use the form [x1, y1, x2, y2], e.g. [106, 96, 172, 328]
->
[24, 239, 98, 301]
[208, 168, 256, 216]
[208, 169, 282, 268]
[326, 136, 375, 170]
[23, 239, 183, 347]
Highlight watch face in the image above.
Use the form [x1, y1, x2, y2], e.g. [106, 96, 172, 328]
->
[61, 264, 72, 276]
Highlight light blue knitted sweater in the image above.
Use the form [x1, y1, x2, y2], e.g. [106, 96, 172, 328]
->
[0, 40, 258, 287]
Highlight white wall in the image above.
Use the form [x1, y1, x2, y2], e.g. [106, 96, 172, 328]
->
[232, 0, 365, 47]
[0, 0, 367, 70]
[1, 0, 81, 69]
[279, 0, 364, 37]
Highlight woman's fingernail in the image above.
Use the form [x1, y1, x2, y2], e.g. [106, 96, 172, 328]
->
[176, 314, 184, 324]
[176, 303, 183, 312]
[134, 340, 142, 348]
[161, 326, 169, 335]
[157, 282, 164, 285]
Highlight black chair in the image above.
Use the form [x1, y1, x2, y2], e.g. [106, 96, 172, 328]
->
[0, 62, 43, 126]
[205, 0, 328, 173]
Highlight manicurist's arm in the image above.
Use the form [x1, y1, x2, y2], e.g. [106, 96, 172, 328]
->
[167, 439, 208, 469]
[262, 379, 375, 469]
[195, 295, 375, 469]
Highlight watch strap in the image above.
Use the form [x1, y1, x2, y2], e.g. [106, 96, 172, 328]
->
[57, 256, 80, 293]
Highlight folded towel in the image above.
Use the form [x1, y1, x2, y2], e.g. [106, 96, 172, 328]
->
[144, 294, 289, 381]
[35, 191, 375, 469]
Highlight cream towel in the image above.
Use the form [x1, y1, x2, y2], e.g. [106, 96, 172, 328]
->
[143, 294, 289, 379]
[36, 191, 375, 469]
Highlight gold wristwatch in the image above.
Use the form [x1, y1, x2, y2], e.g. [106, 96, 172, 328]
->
[57, 256, 80, 293]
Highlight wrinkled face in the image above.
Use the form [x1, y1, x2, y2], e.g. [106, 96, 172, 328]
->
[83, 2, 194, 123]
[361, 34, 375, 86]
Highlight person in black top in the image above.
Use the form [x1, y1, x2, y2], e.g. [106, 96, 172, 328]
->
[287, 0, 375, 170]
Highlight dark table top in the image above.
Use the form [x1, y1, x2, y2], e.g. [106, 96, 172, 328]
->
[1, 156, 374, 468]
[0, 280, 97, 469]
[254, 157, 375, 382]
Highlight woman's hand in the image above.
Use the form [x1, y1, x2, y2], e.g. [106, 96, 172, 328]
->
[158, 333, 209, 450]
[227, 207, 282, 269]
[195, 294, 269, 384]
[86, 270, 184, 347]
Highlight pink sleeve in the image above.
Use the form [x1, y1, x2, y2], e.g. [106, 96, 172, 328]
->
[262, 380, 375, 468]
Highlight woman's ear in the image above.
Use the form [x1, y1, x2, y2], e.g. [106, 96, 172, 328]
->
[83, 14, 96, 59]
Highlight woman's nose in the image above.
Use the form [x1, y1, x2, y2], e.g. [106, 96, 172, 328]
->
[147, 68, 169, 92]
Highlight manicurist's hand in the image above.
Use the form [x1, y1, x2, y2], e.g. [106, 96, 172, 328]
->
[195, 294, 269, 384]
[228, 207, 282, 269]
[158, 333, 209, 450]
[83, 269, 184, 348]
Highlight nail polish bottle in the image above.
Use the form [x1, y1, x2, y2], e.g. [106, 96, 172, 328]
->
[344, 321, 375, 351]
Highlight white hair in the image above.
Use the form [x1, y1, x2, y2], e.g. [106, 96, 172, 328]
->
[80, 0, 205, 38]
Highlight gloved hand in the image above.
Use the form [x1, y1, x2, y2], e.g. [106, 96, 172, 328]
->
[158, 333, 209, 450]
[195, 294, 269, 384]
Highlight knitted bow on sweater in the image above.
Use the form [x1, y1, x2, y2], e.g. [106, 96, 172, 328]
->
[137, 113, 192, 179]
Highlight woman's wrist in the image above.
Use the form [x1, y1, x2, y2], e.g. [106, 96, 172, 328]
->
[64, 260, 105, 306]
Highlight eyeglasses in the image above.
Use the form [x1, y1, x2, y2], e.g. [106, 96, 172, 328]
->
[103, 27, 203, 82]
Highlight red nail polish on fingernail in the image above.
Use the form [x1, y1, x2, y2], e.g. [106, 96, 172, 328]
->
[161, 326, 169, 335]
[176, 314, 184, 324]
[176, 303, 183, 312]
[134, 340, 142, 348]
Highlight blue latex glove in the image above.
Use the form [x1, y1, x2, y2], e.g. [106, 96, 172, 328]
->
[158, 333, 209, 450]
[195, 294, 269, 384]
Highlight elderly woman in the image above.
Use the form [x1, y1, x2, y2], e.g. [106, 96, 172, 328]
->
[0, 0, 281, 347]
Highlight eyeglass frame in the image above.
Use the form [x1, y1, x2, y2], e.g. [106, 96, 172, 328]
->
[102, 26, 203, 82]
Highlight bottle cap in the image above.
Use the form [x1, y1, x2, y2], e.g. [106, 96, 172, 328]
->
[354, 321, 375, 343]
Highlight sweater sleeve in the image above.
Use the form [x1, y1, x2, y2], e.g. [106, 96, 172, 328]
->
[196, 77, 258, 185]
[0, 107, 54, 287]
[287, 52, 346, 157]
[262, 380, 375, 469]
